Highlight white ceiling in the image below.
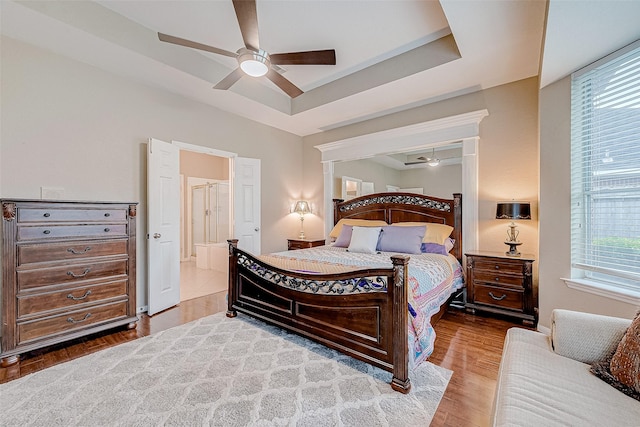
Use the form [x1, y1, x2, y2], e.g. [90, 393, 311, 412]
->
[1, 1, 638, 137]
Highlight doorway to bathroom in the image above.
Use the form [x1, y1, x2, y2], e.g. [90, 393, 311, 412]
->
[179, 150, 230, 302]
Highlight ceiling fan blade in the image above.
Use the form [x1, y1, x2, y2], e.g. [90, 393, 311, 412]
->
[158, 33, 237, 58]
[270, 50, 336, 65]
[232, 0, 260, 51]
[266, 69, 303, 98]
[404, 161, 427, 165]
[213, 68, 245, 90]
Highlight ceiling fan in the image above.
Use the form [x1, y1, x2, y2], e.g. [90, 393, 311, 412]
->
[157, 0, 336, 98]
[404, 148, 441, 167]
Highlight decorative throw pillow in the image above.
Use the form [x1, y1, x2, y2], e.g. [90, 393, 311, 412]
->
[347, 226, 382, 254]
[333, 225, 353, 247]
[329, 219, 387, 239]
[590, 311, 640, 401]
[394, 222, 454, 245]
[376, 225, 425, 254]
[421, 238, 456, 255]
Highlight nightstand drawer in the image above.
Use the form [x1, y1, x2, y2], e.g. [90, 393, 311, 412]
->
[287, 238, 325, 250]
[474, 284, 523, 311]
[472, 258, 523, 276]
[473, 271, 523, 288]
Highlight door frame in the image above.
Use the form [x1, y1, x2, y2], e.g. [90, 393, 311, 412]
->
[147, 140, 236, 315]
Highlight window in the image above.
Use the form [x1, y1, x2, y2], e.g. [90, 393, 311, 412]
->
[570, 40, 640, 296]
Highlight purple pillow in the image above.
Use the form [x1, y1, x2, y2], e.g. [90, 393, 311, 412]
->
[376, 225, 425, 254]
[421, 238, 455, 255]
[421, 242, 447, 255]
[333, 225, 353, 247]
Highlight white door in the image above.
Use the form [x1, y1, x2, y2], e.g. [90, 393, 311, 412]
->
[147, 138, 181, 315]
[233, 157, 261, 254]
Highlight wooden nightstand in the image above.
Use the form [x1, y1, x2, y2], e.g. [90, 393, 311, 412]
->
[465, 251, 536, 326]
[287, 238, 326, 250]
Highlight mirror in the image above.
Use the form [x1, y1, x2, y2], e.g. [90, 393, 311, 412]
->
[333, 143, 463, 200]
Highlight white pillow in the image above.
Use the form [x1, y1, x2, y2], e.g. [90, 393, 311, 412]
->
[347, 226, 382, 254]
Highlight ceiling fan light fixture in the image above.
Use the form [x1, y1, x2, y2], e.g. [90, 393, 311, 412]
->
[238, 48, 270, 77]
[427, 148, 440, 167]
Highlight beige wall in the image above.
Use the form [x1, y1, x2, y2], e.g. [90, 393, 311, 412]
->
[539, 76, 638, 326]
[0, 36, 304, 310]
[180, 151, 228, 181]
[397, 164, 462, 199]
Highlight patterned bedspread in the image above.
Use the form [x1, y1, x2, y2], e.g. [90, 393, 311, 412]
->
[260, 246, 464, 368]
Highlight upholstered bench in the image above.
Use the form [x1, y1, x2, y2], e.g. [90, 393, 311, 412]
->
[492, 309, 640, 426]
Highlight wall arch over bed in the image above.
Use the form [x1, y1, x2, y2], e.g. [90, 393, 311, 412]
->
[315, 109, 488, 254]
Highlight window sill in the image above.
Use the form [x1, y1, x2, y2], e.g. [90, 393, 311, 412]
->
[561, 278, 640, 305]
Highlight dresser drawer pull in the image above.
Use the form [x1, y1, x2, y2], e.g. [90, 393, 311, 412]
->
[67, 290, 92, 301]
[495, 265, 500, 269]
[43, 230, 51, 235]
[495, 277, 500, 282]
[104, 228, 110, 232]
[67, 313, 92, 324]
[489, 292, 507, 301]
[104, 213, 111, 217]
[43, 213, 51, 217]
[67, 246, 92, 255]
[67, 268, 91, 278]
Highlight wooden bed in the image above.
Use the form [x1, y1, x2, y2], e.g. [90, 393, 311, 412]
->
[226, 192, 462, 393]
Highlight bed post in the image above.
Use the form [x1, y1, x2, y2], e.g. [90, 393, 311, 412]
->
[390, 254, 411, 394]
[332, 198, 344, 225]
[452, 193, 463, 264]
[226, 239, 239, 318]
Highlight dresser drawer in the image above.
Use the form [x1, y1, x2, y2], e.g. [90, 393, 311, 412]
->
[17, 279, 128, 318]
[474, 284, 523, 312]
[17, 224, 127, 241]
[18, 240, 128, 266]
[473, 271, 524, 288]
[18, 208, 127, 223]
[472, 258, 523, 276]
[17, 259, 128, 291]
[17, 300, 128, 344]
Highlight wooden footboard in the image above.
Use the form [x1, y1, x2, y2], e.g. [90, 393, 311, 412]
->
[226, 239, 412, 393]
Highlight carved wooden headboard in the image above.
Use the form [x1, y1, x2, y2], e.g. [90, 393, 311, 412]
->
[333, 192, 462, 263]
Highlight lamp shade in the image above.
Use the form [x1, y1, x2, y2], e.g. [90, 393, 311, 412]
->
[294, 200, 311, 216]
[496, 202, 531, 220]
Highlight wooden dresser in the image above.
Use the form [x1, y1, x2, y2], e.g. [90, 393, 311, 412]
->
[465, 251, 536, 326]
[1, 200, 138, 366]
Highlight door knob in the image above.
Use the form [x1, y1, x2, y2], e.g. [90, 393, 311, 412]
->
[153, 233, 161, 239]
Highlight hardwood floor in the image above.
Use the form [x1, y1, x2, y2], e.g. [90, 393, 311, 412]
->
[0, 292, 526, 426]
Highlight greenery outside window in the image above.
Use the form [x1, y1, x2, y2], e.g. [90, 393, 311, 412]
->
[570, 40, 640, 300]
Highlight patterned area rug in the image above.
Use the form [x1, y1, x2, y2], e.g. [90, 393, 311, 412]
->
[0, 312, 452, 426]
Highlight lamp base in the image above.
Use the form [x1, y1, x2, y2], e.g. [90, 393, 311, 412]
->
[504, 240, 523, 257]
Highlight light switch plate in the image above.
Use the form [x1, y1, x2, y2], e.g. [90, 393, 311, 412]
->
[41, 186, 65, 200]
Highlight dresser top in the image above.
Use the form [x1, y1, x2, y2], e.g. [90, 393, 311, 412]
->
[1, 199, 137, 204]
[465, 250, 535, 262]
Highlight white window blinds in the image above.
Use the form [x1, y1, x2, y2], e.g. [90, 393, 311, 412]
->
[571, 40, 640, 290]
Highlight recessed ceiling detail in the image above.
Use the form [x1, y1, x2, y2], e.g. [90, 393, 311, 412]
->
[1, 0, 546, 136]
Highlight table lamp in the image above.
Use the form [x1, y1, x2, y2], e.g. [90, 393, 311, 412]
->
[496, 201, 531, 256]
[294, 200, 311, 239]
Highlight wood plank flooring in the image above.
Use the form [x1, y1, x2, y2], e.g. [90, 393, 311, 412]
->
[0, 292, 526, 426]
